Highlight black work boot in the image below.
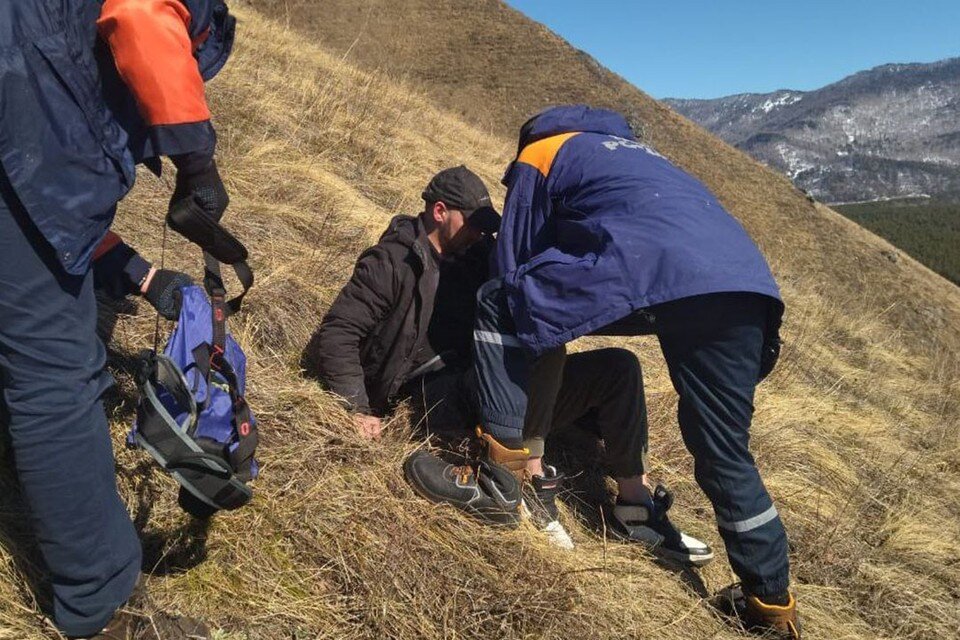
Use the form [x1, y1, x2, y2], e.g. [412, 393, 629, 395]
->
[715, 583, 801, 639]
[403, 449, 521, 526]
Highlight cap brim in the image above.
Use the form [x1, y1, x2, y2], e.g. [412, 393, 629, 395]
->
[465, 206, 502, 235]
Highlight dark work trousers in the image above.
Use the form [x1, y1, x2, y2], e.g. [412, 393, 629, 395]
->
[473, 279, 790, 598]
[0, 180, 141, 636]
[402, 349, 648, 478]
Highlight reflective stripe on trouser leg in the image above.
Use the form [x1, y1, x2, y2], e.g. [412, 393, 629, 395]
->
[473, 279, 529, 444]
[656, 293, 791, 599]
[717, 504, 780, 533]
[474, 330, 523, 348]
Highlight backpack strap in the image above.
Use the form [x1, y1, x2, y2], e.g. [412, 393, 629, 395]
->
[210, 353, 259, 482]
[203, 250, 253, 318]
[189, 339, 258, 482]
[166, 192, 254, 315]
[198, 278, 259, 482]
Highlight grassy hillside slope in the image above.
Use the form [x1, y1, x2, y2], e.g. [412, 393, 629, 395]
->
[1, 3, 958, 639]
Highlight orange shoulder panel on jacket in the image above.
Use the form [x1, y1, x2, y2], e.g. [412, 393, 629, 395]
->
[93, 231, 123, 261]
[98, 0, 210, 126]
[517, 132, 581, 177]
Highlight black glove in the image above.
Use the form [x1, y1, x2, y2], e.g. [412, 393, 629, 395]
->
[169, 154, 229, 223]
[145, 269, 194, 320]
[93, 241, 151, 299]
[758, 304, 784, 383]
[758, 338, 781, 382]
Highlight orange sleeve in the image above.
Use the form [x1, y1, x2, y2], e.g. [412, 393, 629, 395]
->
[93, 231, 124, 261]
[98, 0, 210, 126]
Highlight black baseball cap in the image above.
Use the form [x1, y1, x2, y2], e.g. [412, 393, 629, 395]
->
[422, 165, 501, 234]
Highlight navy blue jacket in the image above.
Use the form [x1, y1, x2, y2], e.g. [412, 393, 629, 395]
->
[0, 0, 233, 276]
[496, 105, 782, 355]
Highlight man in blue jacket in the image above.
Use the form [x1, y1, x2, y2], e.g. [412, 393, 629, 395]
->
[421, 105, 799, 638]
[0, 1, 235, 637]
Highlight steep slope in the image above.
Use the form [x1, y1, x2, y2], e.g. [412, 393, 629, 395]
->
[666, 59, 960, 203]
[248, 0, 960, 348]
[0, 3, 958, 639]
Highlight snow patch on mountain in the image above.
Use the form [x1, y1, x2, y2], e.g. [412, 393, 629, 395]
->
[757, 92, 802, 114]
[664, 58, 960, 202]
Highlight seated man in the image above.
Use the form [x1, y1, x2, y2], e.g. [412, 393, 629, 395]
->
[303, 166, 712, 564]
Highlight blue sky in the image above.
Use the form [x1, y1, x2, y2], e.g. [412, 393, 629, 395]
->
[505, 1, 960, 99]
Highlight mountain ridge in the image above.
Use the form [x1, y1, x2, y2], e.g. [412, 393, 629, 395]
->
[665, 57, 960, 203]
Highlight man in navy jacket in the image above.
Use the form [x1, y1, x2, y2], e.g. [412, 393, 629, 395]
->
[469, 105, 797, 638]
[0, 1, 234, 637]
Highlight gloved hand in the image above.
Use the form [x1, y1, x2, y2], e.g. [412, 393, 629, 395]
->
[169, 153, 229, 223]
[144, 269, 194, 320]
[758, 337, 781, 382]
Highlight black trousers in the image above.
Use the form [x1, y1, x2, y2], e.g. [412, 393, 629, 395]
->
[402, 348, 648, 478]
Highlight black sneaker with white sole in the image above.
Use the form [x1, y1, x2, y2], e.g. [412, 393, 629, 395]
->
[611, 484, 714, 567]
[403, 449, 521, 526]
[521, 465, 575, 549]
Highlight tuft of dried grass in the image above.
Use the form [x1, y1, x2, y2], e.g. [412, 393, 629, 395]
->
[1, 4, 958, 639]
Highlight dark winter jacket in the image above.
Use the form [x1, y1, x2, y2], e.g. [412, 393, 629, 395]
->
[305, 215, 491, 415]
[496, 104, 783, 355]
[306, 216, 439, 415]
[0, 0, 234, 275]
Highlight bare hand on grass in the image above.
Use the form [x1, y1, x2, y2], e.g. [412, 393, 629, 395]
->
[354, 413, 383, 440]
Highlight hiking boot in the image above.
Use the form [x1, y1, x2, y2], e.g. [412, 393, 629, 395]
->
[403, 449, 521, 526]
[611, 484, 714, 567]
[476, 428, 530, 481]
[73, 601, 210, 639]
[521, 465, 575, 550]
[73, 609, 139, 640]
[715, 584, 801, 639]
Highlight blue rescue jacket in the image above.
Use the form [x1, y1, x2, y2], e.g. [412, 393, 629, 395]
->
[0, 0, 233, 276]
[496, 105, 782, 355]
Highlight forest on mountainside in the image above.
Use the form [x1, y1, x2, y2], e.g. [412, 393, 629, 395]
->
[836, 200, 960, 285]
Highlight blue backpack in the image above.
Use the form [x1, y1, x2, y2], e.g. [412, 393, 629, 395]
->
[131, 284, 259, 517]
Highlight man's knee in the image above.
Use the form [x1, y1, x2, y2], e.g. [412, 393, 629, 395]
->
[475, 278, 502, 313]
[595, 348, 642, 386]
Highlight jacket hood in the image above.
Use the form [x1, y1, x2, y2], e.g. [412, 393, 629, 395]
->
[379, 214, 419, 247]
[516, 105, 635, 157]
[378, 215, 435, 267]
[195, 1, 236, 81]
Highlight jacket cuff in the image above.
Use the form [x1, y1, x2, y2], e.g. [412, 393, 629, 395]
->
[148, 121, 216, 160]
[326, 385, 372, 415]
[93, 243, 152, 299]
[340, 394, 372, 416]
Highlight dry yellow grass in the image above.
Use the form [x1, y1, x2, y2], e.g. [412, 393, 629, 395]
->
[0, 2, 958, 639]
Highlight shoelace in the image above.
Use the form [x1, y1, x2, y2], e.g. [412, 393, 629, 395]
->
[453, 463, 475, 485]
